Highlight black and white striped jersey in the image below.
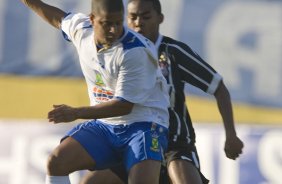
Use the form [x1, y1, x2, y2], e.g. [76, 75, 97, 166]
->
[156, 35, 222, 147]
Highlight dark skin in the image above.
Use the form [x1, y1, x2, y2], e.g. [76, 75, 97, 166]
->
[89, 11, 124, 48]
[48, 100, 133, 124]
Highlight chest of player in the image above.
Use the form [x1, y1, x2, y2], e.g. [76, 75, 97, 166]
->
[78, 44, 123, 87]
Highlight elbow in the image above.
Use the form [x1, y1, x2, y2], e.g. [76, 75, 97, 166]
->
[215, 82, 231, 100]
[123, 108, 133, 116]
[116, 100, 134, 116]
[123, 104, 134, 115]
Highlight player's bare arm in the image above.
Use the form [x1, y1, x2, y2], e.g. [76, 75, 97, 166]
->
[48, 100, 134, 123]
[20, 0, 66, 29]
[214, 81, 244, 160]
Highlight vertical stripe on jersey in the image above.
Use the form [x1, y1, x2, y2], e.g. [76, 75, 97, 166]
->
[183, 104, 191, 144]
[171, 110, 182, 142]
[192, 151, 200, 168]
[165, 44, 176, 109]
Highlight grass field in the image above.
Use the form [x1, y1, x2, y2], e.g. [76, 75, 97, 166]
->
[0, 74, 281, 124]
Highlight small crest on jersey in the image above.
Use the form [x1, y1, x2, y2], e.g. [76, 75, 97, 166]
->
[159, 52, 169, 77]
[95, 73, 104, 86]
[159, 52, 167, 62]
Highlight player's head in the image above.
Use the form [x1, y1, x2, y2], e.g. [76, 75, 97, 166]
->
[90, 0, 124, 46]
[127, 0, 163, 43]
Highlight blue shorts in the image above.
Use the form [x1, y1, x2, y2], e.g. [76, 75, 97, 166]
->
[62, 120, 168, 171]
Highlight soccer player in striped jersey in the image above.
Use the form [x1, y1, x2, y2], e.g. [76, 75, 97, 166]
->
[20, 0, 171, 184]
[80, 0, 244, 184]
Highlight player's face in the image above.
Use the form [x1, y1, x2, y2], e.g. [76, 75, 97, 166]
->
[127, 1, 163, 43]
[90, 10, 124, 46]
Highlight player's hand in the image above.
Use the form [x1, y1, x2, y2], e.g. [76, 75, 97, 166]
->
[224, 135, 244, 160]
[48, 104, 78, 123]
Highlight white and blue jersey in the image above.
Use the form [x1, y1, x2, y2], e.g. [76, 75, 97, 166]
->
[61, 13, 169, 128]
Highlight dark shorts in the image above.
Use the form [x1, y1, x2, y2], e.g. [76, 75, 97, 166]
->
[164, 142, 209, 184]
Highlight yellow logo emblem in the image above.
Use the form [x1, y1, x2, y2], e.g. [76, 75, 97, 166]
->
[150, 137, 159, 152]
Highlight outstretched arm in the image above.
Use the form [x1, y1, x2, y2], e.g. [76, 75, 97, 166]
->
[214, 81, 244, 160]
[20, 0, 67, 29]
[48, 99, 134, 123]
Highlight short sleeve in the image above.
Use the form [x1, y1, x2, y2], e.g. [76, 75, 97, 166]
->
[61, 13, 92, 42]
[115, 49, 159, 104]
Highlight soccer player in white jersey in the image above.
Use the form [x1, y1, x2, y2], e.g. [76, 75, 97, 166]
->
[20, 0, 170, 184]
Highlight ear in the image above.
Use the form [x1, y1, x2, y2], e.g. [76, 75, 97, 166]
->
[159, 13, 164, 24]
[90, 13, 95, 25]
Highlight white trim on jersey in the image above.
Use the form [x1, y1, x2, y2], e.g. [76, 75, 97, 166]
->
[207, 73, 222, 94]
[172, 110, 182, 142]
[192, 151, 200, 169]
[178, 64, 210, 86]
[166, 43, 215, 74]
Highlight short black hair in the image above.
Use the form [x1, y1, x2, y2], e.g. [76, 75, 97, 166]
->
[92, 0, 124, 14]
[128, 0, 162, 15]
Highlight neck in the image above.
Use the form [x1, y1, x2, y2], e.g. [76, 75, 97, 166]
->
[152, 34, 160, 44]
[95, 39, 111, 51]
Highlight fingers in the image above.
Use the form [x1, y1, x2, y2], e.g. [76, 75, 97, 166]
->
[224, 149, 241, 160]
[48, 112, 68, 123]
[48, 110, 60, 123]
[224, 145, 243, 160]
[48, 104, 74, 123]
[53, 104, 64, 108]
[48, 105, 64, 123]
[224, 136, 244, 160]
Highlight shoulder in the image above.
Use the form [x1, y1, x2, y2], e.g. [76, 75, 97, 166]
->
[63, 13, 92, 29]
[161, 36, 191, 50]
[161, 35, 199, 57]
[61, 13, 92, 42]
[118, 28, 158, 65]
[121, 29, 153, 51]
